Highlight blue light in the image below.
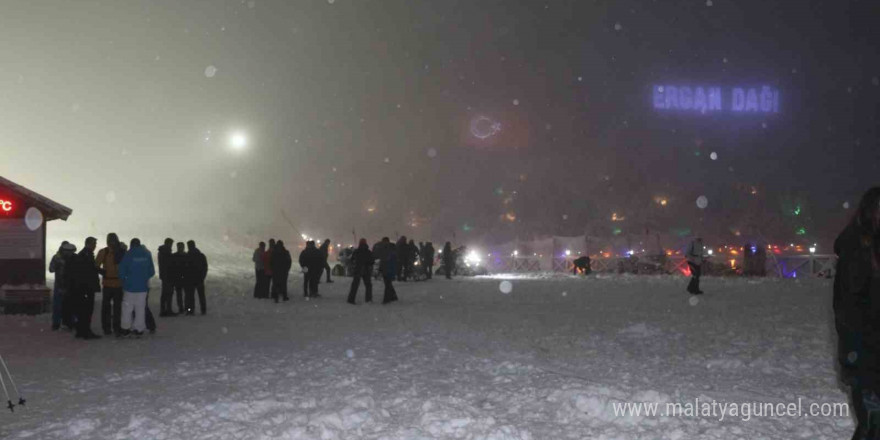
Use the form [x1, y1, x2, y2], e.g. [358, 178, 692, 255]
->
[654, 85, 779, 114]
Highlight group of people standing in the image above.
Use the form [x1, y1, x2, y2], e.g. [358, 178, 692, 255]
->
[49, 234, 209, 340]
[157, 238, 210, 316]
[252, 238, 332, 303]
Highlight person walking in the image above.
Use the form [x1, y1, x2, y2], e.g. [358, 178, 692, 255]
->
[49, 241, 76, 331]
[833, 187, 880, 440]
[442, 242, 454, 279]
[346, 239, 374, 304]
[117, 238, 155, 337]
[96, 233, 126, 335]
[686, 237, 705, 294]
[157, 238, 176, 316]
[184, 240, 209, 315]
[66, 237, 102, 340]
[320, 239, 334, 284]
[299, 240, 324, 298]
[271, 240, 292, 302]
[253, 241, 267, 298]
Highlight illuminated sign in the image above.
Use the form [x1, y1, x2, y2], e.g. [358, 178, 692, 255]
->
[652, 85, 779, 114]
[0, 200, 12, 213]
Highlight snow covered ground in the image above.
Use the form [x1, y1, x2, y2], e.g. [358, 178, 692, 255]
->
[0, 256, 855, 439]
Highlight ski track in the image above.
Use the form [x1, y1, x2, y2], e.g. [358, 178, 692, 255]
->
[0, 262, 854, 439]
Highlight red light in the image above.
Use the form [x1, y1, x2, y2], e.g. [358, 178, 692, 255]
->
[0, 200, 12, 212]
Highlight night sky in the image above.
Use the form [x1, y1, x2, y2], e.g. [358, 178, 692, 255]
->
[2, 0, 878, 247]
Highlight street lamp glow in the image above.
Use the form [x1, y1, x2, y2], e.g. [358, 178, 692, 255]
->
[230, 131, 248, 151]
[809, 247, 816, 254]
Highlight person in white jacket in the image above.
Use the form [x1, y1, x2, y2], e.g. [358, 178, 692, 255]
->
[118, 238, 156, 337]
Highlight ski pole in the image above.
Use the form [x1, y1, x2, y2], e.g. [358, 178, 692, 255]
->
[0, 362, 12, 412]
[0, 355, 23, 407]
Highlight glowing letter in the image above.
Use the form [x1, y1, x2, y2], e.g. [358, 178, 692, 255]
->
[679, 87, 693, 110]
[653, 86, 665, 109]
[760, 86, 774, 112]
[665, 86, 679, 109]
[731, 88, 745, 111]
[0, 200, 11, 212]
[709, 88, 722, 111]
[745, 88, 759, 112]
[693, 87, 707, 114]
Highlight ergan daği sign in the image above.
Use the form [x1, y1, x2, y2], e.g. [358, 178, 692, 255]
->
[652, 85, 780, 114]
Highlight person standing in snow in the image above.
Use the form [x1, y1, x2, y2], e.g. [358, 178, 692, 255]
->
[157, 238, 176, 316]
[96, 233, 126, 335]
[833, 187, 880, 440]
[395, 236, 409, 281]
[49, 241, 76, 331]
[406, 239, 419, 280]
[441, 242, 455, 279]
[271, 240, 292, 302]
[183, 240, 209, 315]
[117, 238, 155, 337]
[66, 237, 102, 340]
[320, 239, 334, 284]
[253, 241, 267, 298]
[264, 239, 275, 299]
[422, 242, 435, 280]
[169, 242, 187, 313]
[299, 240, 324, 298]
[347, 239, 374, 304]
[382, 242, 399, 304]
[685, 238, 705, 294]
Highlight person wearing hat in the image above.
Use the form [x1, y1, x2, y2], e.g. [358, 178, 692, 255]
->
[49, 241, 76, 331]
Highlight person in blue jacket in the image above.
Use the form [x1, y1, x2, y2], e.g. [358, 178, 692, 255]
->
[118, 238, 155, 337]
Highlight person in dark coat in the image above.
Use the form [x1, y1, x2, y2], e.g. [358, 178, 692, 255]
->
[184, 240, 209, 315]
[685, 238, 705, 294]
[406, 240, 418, 279]
[395, 236, 409, 281]
[271, 240, 292, 302]
[382, 243, 399, 304]
[157, 238, 175, 316]
[320, 239, 334, 283]
[347, 239, 374, 304]
[169, 242, 187, 313]
[442, 242, 454, 279]
[49, 241, 76, 330]
[299, 241, 324, 298]
[422, 242, 435, 280]
[253, 241, 267, 298]
[66, 237, 102, 339]
[833, 187, 880, 440]
[264, 239, 275, 299]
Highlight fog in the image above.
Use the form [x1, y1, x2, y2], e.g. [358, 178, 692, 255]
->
[2, 0, 878, 248]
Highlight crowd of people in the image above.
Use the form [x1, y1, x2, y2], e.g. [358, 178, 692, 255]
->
[251, 236, 457, 305]
[48, 234, 210, 340]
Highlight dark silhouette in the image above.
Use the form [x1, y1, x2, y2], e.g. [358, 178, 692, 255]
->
[49, 241, 76, 330]
[833, 187, 880, 440]
[406, 239, 418, 280]
[271, 240, 292, 303]
[320, 239, 333, 283]
[396, 236, 409, 281]
[169, 242, 187, 313]
[382, 243, 399, 304]
[422, 242, 435, 280]
[66, 237, 101, 340]
[347, 239, 374, 304]
[572, 256, 592, 275]
[264, 239, 275, 299]
[184, 240, 208, 315]
[253, 241, 267, 298]
[685, 238, 704, 294]
[442, 242, 454, 279]
[157, 238, 176, 316]
[299, 240, 324, 298]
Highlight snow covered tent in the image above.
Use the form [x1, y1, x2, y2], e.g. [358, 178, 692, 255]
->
[0, 176, 72, 314]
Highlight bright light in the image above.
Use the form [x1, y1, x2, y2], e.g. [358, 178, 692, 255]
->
[707, 249, 714, 256]
[513, 250, 519, 257]
[565, 249, 571, 256]
[809, 247, 816, 254]
[464, 250, 481, 267]
[230, 131, 248, 151]
[301, 233, 309, 241]
[627, 250, 635, 256]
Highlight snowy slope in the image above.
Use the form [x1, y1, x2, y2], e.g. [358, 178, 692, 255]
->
[0, 262, 853, 439]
